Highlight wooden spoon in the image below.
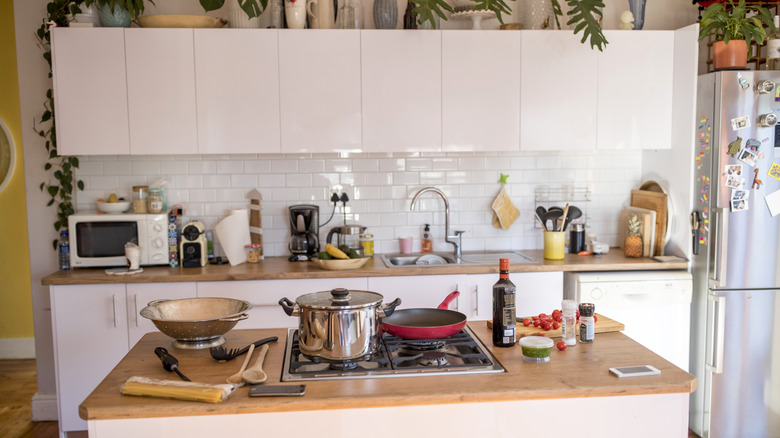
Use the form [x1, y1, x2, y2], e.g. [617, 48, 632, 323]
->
[226, 344, 254, 385]
[242, 344, 269, 384]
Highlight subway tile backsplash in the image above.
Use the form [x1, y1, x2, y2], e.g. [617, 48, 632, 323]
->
[75, 150, 643, 258]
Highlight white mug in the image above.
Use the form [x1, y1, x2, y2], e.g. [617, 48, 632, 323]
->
[285, 1, 307, 29]
[125, 244, 141, 270]
[307, 0, 334, 29]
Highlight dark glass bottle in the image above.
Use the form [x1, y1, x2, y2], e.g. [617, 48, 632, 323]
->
[492, 258, 516, 347]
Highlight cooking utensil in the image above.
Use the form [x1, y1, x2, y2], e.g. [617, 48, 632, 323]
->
[242, 344, 269, 384]
[534, 207, 548, 231]
[226, 344, 254, 385]
[153, 347, 190, 381]
[560, 204, 570, 231]
[140, 297, 252, 349]
[562, 205, 582, 231]
[209, 336, 278, 362]
[382, 291, 467, 340]
[543, 210, 563, 231]
[279, 288, 401, 362]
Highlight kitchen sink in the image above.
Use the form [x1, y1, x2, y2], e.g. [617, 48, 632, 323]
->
[380, 250, 538, 267]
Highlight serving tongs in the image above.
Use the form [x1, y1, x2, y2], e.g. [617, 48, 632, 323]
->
[209, 336, 278, 361]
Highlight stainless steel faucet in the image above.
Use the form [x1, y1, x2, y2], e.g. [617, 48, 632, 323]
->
[409, 187, 466, 263]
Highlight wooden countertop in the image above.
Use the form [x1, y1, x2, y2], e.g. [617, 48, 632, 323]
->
[44, 250, 687, 286]
[79, 323, 696, 421]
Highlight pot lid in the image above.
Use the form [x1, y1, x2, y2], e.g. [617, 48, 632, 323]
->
[296, 288, 383, 309]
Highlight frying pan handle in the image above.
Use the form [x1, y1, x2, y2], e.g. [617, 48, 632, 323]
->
[379, 298, 402, 318]
[279, 297, 299, 316]
[218, 313, 249, 322]
[437, 291, 460, 309]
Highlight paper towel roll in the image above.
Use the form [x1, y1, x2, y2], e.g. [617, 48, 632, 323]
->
[215, 209, 251, 266]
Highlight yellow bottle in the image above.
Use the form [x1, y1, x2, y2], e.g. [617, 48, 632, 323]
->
[421, 224, 432, 253]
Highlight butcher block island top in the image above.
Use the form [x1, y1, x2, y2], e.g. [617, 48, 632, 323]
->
[79, 323, 696, 423]
[43, 250, 687, 285]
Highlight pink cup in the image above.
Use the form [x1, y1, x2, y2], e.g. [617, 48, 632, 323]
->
[399, 237, 413, 254]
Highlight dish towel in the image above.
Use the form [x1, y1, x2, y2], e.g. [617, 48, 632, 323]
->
[491, 186, 520, 230]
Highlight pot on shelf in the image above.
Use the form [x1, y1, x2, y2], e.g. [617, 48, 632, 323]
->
[712, 40, 748, 70]
[279, 288, 401, 362]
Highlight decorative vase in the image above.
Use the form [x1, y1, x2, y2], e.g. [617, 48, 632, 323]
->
[628, 0, 646, 30]
[373, 0, 398, 29]
[228, 0, 262, 28]
[285, 0, 307, 28]
[98, 3, 131, 28]
[712, 40, 748, 70]
[520, 0, 555, 30]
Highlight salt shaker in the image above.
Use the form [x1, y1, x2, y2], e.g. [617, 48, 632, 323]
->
[561, 299, 577, 346]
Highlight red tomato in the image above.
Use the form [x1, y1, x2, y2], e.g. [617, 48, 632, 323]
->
[552, 309, 561, 316]
[557, 341, 567, 351]
[541, 322, 552, 331]
[554, 314, 563, 322]
[552, 321, 561, 330]
[594, 315, 598, 323]
[539, 313, 548, 319]
[523, 318, 532, 326]
[533, 320, 541, 327]
[535, 333, 546, 337]
[532, 316, 540, 321]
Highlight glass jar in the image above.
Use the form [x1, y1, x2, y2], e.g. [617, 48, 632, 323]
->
[132, 185, 148, 213]
[359, 234, 374, 257]
[147, 188, 164, 214]
[245, 244, 262, 263]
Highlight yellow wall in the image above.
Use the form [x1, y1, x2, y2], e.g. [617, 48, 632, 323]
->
[0, 0, 34, 339]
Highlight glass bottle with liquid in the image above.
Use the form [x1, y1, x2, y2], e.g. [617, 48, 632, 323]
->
[492, 258, 516, 347]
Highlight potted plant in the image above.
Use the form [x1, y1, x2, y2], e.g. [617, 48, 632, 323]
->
[699, 0, 775, 70]
[84, 0, 155, 27]
[200, 0, 267, 20]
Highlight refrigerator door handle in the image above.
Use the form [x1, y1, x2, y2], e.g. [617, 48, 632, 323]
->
[706, 294, 726, 374]
[711, 208, 728, 287]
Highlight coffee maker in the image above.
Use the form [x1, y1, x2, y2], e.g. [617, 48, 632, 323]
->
[180, 221, 208, 267]
[288, 205, 319, 261]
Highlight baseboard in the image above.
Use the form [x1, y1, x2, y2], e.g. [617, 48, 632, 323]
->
[32, 392, 58, 421]
[0, 337, 36, 359]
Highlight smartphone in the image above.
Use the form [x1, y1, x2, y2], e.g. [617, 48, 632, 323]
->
[249, 384, 306, 397]
[609, 365, 661, 378]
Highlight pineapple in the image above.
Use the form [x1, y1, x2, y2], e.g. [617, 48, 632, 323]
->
[624, 214, 643, 258]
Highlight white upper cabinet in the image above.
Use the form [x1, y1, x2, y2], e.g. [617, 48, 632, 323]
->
[194, 29, 281, 154]
[278, 30, 362, 153]
[597, 31, 674, 150]
[51, 28, 130, 155]
[442, 31, 521, 152]
[520, 31, 598, 151]
[125, 29, 198, 155]
[361, 30, 441, 152]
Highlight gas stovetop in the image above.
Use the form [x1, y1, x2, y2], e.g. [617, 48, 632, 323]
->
[281, 325, 505, 381]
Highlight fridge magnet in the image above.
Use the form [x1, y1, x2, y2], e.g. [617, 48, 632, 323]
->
[738, 75, 750, 90]
[727, 137, 742, 156]
[731, 190, 749, 201]
[769, 162, 780, 180]
[752, 168, 763, 189]
[730, 116, 750, 131]
[697, 115, 708, 129]
[738, 149, 758, 166]
[765, 188, 780, 216]
[746, 138, 761, 152]
[730, 198, 748, 211]
[776, 86, 780, 102]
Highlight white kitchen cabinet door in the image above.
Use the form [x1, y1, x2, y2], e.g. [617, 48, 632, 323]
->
[125, 29, 198, 155]
[51, 28, 130, 155]
[126, 282, 197, 348]
[51, 284, 128, 433]
[468, 272, 563, 321]
[367, 275, 468, 314]
[520, 31, 598, 151]
[278, 30, 362, 153]
[597, 31, 674, 150]
[197, 278, 368, 329]
[361, 30, 441, 152]
[194, 29, 281, 154]
[442, 31, 521, 152]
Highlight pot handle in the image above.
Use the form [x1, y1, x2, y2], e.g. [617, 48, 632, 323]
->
[437, 291, 460, 310]
[219, 313, 249, 322]
[279, 297, 299, 316]
[379, 298, 402, 318]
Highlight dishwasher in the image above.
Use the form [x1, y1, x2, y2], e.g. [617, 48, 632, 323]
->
[563, 270, 692, 371]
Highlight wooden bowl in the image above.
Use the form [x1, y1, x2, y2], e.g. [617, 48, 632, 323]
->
[311, 257, 369, 271]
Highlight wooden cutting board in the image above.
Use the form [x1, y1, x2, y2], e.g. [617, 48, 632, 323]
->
[630, 189, 668, 257]
[486, 313, 624, 338]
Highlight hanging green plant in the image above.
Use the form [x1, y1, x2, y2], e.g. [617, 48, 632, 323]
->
[36, 0, 86, 249]
[200, 0, 269, 19]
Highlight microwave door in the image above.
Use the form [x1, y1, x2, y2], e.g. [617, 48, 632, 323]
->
[74, 221, 138, 266]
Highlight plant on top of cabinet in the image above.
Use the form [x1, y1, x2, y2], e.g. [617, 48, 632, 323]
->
[698, 0, 775, 70]
[35, 0, 85, 250]
[200, 0, 268, 18]
[84, 0, 156, 27]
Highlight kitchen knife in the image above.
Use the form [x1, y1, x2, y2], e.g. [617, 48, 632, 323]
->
[154, 347, 191, 382]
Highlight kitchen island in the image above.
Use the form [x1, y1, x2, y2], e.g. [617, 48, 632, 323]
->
[80, 323, 696, 437]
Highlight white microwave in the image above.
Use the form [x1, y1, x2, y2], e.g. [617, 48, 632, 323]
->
[68, 212, 170, 268]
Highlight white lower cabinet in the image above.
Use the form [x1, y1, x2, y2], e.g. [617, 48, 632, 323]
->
[126, 283, 197, 348]
[51, 284, 128, 434]
[197, 277, 369, 329]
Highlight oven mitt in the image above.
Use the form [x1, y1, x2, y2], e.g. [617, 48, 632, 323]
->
[491, 186, 519, 230]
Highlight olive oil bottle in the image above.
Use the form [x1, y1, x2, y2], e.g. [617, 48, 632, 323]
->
[492, 258, 516, 347]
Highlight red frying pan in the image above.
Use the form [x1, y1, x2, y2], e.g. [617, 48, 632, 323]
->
[381, 291, 467, 339]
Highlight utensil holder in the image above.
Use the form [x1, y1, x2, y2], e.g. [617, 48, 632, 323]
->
[543, 231, 565, 260]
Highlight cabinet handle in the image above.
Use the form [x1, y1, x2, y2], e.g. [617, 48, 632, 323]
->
[134, 294, 139, 327]
[112, 294, 118, 328]
[473, 285, 479, 314]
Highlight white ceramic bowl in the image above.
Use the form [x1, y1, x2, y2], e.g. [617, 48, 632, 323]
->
[96, 200, 131, 214]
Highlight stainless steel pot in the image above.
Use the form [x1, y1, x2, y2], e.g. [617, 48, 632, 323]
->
[279, 288, 401, 362]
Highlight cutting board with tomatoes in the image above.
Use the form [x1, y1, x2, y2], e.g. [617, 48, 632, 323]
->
[486, 313, 624, 338]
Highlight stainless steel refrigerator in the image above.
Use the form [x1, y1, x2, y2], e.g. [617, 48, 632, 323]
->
[690, 71, 780, 438]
